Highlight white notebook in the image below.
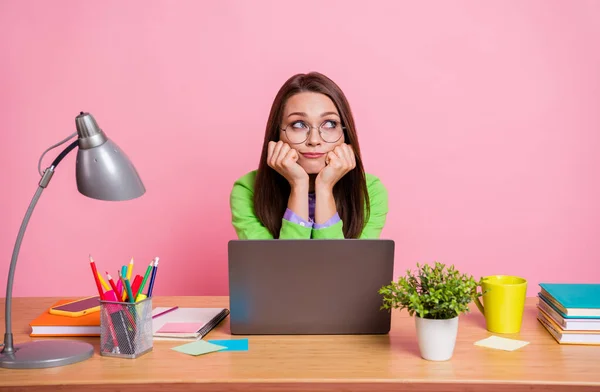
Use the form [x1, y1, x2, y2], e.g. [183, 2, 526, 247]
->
[151, 307, 229, 341]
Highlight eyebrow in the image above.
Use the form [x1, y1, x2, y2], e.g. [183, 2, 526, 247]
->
[286, 111, 340, 118]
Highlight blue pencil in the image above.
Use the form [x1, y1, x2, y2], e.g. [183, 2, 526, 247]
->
[146, 258, 159, 297]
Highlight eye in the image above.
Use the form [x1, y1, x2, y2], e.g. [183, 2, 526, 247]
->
[321, 120, 337, 129]
[291, 121, 309, 130]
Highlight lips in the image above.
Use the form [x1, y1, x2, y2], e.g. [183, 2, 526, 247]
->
[301, 152, 325, 159]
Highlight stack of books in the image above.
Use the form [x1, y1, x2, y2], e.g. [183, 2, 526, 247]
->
[537, 283, 600, 345]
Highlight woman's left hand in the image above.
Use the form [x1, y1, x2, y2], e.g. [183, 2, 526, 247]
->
[316, 144, 356, 190]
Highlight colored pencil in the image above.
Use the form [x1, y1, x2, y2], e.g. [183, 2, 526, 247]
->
[147, 258, 159, 297]
[89, 255, 105, 300]
[152, 306, 179, 319]
[137, 259, 155, 298]
[126, 257, 134, 280]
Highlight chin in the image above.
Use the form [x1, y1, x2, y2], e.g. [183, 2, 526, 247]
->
[299, 161, 325, 174]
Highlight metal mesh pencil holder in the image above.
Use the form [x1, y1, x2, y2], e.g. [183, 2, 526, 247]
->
[99, 297, 153, 358]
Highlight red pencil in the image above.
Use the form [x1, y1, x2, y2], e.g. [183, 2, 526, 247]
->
[105, 272, 121, 300]
[131, 275, 143, 299]
[89, 255, 105, 300]
[103, 289, 121, 351]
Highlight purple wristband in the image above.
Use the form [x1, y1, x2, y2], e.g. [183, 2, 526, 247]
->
[314, 212, 341, 229]
[283, 208, 313, 228]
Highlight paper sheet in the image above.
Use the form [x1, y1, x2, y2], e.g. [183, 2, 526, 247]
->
[207, 338, 249, 351]
[172, 340, 227, 356]
[474, 335, 530, 351]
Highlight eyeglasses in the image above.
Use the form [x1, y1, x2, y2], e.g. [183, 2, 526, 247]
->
[281, 120, 345, 144]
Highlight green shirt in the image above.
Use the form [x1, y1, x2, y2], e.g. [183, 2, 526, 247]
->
[229, 170, 388, 239]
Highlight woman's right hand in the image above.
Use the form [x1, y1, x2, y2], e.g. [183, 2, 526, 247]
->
[267, 141, 308, 188]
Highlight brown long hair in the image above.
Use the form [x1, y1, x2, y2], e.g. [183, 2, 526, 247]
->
[254, 72, 370, 238]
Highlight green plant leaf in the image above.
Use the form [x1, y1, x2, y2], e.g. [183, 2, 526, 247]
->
[378, 261, 483, 319]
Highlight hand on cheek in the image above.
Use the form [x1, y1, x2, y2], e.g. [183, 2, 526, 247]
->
[267, 141, 309, 188]
[316, 144, 356, 190]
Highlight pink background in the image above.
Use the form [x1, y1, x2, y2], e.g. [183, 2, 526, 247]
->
[1, 1, 599, 298]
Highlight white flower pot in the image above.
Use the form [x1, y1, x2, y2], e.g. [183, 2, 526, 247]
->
[415, 315, 459, 361]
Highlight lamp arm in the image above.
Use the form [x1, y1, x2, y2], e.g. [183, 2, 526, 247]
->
[50, 139, 79, 168]
[2, 140, 79, 354]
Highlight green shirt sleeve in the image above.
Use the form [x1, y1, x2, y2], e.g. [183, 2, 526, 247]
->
[311, 174, 389, 239]
[359, 174, 388, 239]
[230, 171, 311, 239]
[311, 219, 345, 239]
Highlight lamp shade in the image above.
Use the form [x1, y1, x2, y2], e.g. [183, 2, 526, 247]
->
[74, 112, 145, 201]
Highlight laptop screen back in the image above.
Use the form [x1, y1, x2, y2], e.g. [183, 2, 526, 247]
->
[228, 239, 395, 335]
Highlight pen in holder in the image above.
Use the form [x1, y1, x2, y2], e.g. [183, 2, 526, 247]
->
[99, 297, 153, 358]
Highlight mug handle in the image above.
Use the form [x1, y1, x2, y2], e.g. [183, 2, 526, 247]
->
[474, 285, 485, 315]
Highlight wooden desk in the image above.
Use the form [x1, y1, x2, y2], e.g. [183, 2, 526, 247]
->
[0, 296, 599, 391]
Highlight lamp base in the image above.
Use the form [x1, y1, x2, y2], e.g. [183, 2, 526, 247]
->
[0, 340, 94, 369]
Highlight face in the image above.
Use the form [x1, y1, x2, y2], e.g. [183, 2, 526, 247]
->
[279, 92, 345, 174]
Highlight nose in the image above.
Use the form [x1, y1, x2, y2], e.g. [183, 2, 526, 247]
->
[306, 126, 322, 146]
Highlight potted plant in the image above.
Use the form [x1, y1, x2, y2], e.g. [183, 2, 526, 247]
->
[379, 262, 482, 361]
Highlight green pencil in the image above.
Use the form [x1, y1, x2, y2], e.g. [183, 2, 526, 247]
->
[137, 258, 156, 298]
[120, 271, 135, 303]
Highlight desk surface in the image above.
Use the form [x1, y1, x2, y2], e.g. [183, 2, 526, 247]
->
[1, 296, 599, 391]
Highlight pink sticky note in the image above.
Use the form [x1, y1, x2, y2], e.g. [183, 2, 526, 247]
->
[156, 322, 204, 334]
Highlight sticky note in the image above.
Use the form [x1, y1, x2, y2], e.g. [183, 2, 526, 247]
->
[474, 335, 530, 351]
[157, 322, 204, 334]
[172, 340, 226, 356]
[208, 338, 249, 351]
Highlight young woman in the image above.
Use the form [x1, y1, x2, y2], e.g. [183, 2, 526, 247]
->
[230, 72, 388, 239]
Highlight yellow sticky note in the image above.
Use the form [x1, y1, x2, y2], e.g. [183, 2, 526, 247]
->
[474, 335, 529, 351]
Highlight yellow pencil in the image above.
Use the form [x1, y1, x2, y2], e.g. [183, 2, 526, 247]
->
[126, 257, 134, 280]
[97, 271, 111, 291]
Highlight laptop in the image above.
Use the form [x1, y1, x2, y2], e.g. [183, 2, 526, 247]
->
[227, 239, 395, 335]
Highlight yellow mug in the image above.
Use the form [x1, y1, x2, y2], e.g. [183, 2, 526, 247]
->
[475, 275, 527, 334]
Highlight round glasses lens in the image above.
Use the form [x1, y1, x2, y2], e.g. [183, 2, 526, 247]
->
[285, 121, 309, 144]
[319, 121, 343, 143]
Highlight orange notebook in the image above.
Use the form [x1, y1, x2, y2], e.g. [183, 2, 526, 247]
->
[29, 299, 100, 337]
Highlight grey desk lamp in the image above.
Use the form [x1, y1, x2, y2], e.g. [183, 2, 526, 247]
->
[0, 112, 145, 369]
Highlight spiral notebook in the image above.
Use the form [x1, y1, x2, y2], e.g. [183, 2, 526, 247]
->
[151, 307, 229, 341]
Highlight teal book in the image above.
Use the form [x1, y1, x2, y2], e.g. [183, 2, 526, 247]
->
[539, 283, 600, 318]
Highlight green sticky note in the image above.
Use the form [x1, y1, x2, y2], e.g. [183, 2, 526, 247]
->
[172, 340, 227, 356]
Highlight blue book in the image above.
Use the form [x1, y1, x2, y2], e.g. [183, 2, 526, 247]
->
[539, 283, 600, 318]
